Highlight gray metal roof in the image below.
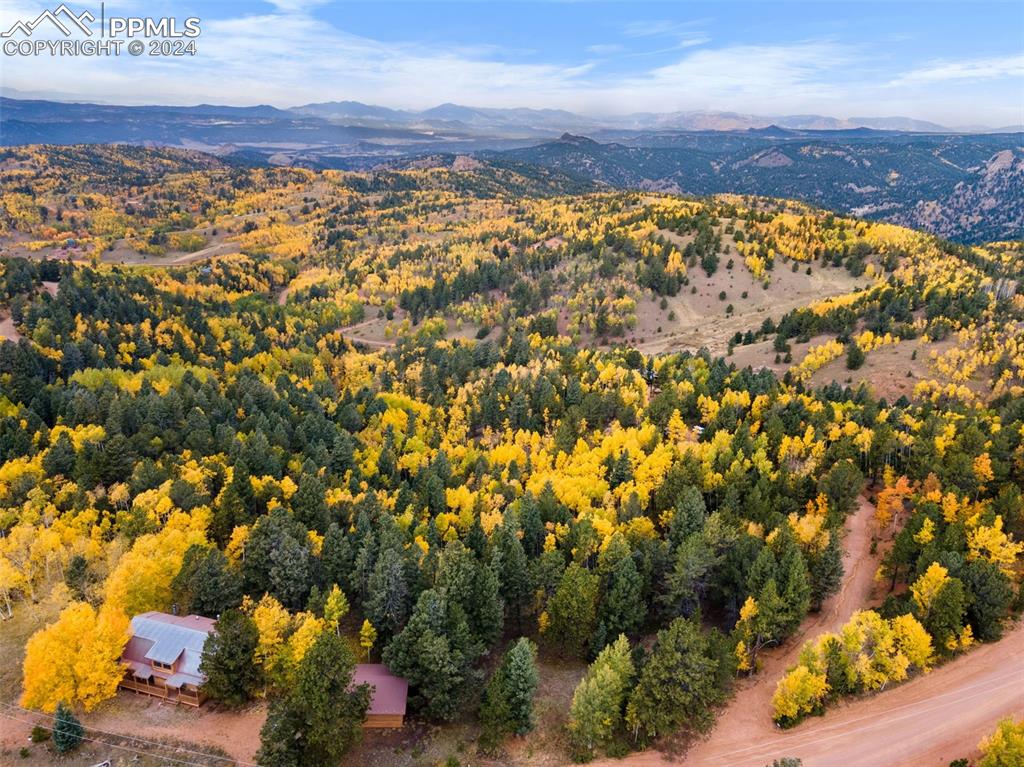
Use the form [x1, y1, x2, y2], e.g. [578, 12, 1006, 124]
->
[126, 660, 153, 680]
[163, 673, 196, 689]
[127, 612, 215, 681]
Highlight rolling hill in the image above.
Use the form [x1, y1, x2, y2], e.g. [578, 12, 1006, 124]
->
[0, 144, 1022, 767]
[2, 96, 1020, 243]
[484, 132, 1024, 243]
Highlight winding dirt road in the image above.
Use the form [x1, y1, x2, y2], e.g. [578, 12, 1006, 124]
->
[699, 625, 1024, 767]
[602, 496, 1024, 767]
[675, 495, 880, 764]
[612, 624, 1024, 767]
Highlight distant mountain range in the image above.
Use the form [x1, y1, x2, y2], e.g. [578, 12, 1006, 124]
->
[477, 132, 1024, 244]
[4, 93, 1020, 145]
[1, 96, 1021, 243]
[290, 100, 1007, 135]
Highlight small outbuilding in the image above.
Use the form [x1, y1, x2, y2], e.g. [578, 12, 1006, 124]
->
[353, 663, 408, 728]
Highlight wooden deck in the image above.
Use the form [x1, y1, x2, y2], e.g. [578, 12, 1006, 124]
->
[120, 676, 205, 707]
[364, 713, 404, 729]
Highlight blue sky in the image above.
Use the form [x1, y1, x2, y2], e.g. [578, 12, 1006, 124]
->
[2, 1, 1022, 126]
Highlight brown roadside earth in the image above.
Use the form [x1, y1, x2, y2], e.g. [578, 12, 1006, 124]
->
[671, 494, 882, 764]
[600, 494, 1024, 767]
[85, 697, 267, 764]
[0, 697, 266, 767]
[610, 623, 1024, 767]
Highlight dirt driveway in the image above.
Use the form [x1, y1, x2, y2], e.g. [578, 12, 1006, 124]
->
[600, 495, 1024, 767]
[650, 623, 1024, 767]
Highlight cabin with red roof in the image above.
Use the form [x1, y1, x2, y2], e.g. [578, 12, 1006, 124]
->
[353, 663, 408, 728]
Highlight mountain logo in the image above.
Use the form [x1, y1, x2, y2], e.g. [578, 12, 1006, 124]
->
[2, 4, 96, 38]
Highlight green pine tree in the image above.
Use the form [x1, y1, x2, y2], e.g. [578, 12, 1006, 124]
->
[597, 537, 645, 641]
[52, 702, 83, 754]
[845, 340, 865, 370]
[199, 609, 262, 707]
[625, 617, 723, 742]
[542, 563, 598, 658]
[382, 589, 475, 721]
[807, 534, 843, 610]
[256, 631, 370, 766]
[478, 637, 539, 751]
[492, 522, 531, 623]
[292, 473, 329, 533]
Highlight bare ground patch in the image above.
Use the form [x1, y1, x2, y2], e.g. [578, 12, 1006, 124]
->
[625, 260, 863, 355]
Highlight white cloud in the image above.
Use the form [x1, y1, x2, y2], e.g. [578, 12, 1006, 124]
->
[618, 18, 710, 52]
[586, 43, 625, 55]
[595, 41, 855, 114]
[889, 54, 1024, 86]
[622, 19, 707, 39]
[676, 36, 710, 49]
[262, 0, 331, 12]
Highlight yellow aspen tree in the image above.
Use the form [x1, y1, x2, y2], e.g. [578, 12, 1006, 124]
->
[245, 594, 294, 690]
[22, 602, 129, 712]
[968, 516, 1024, 574]
[359, 619, 377, 661]
[771, 666, 829, 725]
[324, 584, 350, 635]
[911, 562, 950, 614]
[973, 453, 994, 487]
[978, 717, 1024, 767]
[288, 612, 326, 667]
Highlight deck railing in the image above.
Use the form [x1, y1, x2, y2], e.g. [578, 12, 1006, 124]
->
[119, 677, 204, 707]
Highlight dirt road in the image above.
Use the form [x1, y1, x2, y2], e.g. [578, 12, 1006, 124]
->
[613, 623, 1024, 767]
[601, 495, 1024, 767]
[667, 495, 881, 765]
[277, 283, 292, 306]
[167, 241, 240, 264]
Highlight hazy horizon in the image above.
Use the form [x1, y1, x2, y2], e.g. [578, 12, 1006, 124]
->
[2, 87, 1020, 133]
[1, 1, 1022, 127]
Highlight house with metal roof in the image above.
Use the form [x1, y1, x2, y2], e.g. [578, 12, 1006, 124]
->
[119, 611, 409, 725]
[119, 611, 216, 707]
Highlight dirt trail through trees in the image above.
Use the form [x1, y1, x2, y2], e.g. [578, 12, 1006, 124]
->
[604, 495, 1024, 767]
[276, 283, 292, 306]
[0, 316, 21, 342]
[674, 494, 881, 764]
[620, 623, 1024, 767]
[272, 285, 393, 349]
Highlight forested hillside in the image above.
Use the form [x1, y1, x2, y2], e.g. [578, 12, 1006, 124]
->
[0, 145, 1022, 765]
[484, 132, 1024, 244]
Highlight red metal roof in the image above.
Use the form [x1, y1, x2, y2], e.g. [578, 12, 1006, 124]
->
[352, 664, 408, 716]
